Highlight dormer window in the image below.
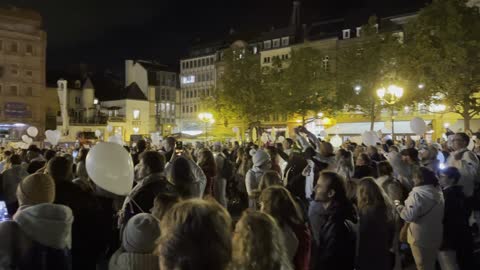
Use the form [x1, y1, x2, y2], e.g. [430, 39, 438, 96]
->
[273, 39, 280, 48]
[342, 29, 351, 39]
[356, 27, 362, 37]
[264, 40, 272, 49]
[281, 37, 289, 46]
[374, 24, 379, 33]
[75, 80, 81, 88]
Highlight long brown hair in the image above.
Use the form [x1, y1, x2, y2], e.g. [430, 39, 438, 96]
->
[197, 148, 216, 175]
[231, 210, 292, 270]
[259, 186, 304, 227]
[356, 177, 393, 221]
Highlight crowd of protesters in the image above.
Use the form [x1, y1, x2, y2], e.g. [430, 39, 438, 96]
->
[0, 127, 479, 270]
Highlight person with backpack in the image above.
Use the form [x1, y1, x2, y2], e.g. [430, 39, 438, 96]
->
[245, 149, 271, 209]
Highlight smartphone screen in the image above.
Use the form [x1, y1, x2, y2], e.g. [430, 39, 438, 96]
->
[0, 201, 10, 221]
[175, 141, 183, 155]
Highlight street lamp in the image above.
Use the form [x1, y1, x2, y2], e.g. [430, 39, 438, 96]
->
[198, 112, 214, 142]
[377, 85, 404, 140]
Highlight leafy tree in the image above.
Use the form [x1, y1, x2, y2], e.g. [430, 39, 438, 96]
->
[400, 0, 480, 131]
[206, 48, 272, 130]
[337, 16, 404, 130]
[275, 47, 337, 124]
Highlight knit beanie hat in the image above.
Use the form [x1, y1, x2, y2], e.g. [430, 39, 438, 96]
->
[123, 213, 160, 253]
[252, 149, 270, 167]
[17, 173, 55, 206]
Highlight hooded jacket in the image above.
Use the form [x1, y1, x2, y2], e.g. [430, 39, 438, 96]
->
[398, 184, 444, 248]
[446, 148, 479, 197]
[0, 203, 73, 270]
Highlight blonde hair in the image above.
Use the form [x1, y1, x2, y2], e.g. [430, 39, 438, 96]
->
[231, 210, 292, 270]
[157, 199, 232, 270]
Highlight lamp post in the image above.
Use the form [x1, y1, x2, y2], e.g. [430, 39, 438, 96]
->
[377, 85, 404, 140]
[198, 112, 214, 143]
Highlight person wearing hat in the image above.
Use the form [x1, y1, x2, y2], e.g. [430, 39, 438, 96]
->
[16, 173, 56, 210]
[245, 149, 272, 209]
[0, 173, 73, 270]
[109, 213, 160, 270]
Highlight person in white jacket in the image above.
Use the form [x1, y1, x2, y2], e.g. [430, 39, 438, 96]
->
[245, 149, 271, 208]
[446, 132, 479, 198]
[396, 167, 444, 270]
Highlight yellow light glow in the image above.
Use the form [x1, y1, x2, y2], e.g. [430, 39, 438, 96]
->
[322, 117, 332, 125]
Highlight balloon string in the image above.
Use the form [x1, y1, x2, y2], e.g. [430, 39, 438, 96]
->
[129, 196, 147, 214]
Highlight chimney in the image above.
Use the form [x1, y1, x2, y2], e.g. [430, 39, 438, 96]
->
[290, 1, 301, 27]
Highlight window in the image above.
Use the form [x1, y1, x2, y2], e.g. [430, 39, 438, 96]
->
[273, 39, 280, 48]
[26, 44, 33, 55]
[181, 75, 195, 84]
[202, 58, 206, 66]
[9, 85, 17, 96]
[11, 67, 18, 76]
[182, 106, 185, 113]
[0, 40, 3, 51]
[194, 90, 197, 98]
[0, 84, 2, 95]
[194, 105, 197, 112]
[342, 29, 351, 39]
[25, 70, 33, 77]
[281, 37, 289, 46]
[253, 46, 258, 54]
[263, 57, 271, 63]
[356, 27, 362, 37]
[23, 87, 32, 96]
[190, 107, 193, 113]
[75, 96, 81, 104]
[264, 40, 272, 49]
[133, 109, 140, 120]
[9, 42, 18, 53]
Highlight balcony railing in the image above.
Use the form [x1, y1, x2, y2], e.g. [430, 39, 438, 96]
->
[108, 116, 126, 122]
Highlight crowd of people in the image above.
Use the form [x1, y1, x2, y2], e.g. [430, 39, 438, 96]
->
[0, 127, 479, 270]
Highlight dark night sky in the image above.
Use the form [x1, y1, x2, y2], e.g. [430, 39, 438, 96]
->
[2, 0, 429, 71]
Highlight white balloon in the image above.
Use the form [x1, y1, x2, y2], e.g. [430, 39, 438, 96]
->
[45, 130, 61, 146]
[86, 142, 134, 196]
[22, 135, 32, 145]
[410, 117, 427, 135]
[330, 135, 343, 148]
[261, 135, 269, 143]
[362, 131, 377, 146]
[106, 125, 113, 133]
[108, 135, 123, 145]
[95, 130, 102, 137]
[319, 130, 328, 137]
[277, 136, 285, 143]
[27, 126, 38, 137]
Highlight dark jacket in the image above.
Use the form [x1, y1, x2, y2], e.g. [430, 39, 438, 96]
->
[309, 200, 356, 270]
[357, 206, 394, 270]
[123, 173, 176, 223]
[54, 180, 106, 270]
[441, 185, 470, 250]
[353, 165, 375, 179]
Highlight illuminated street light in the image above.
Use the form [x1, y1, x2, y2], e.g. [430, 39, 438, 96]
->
[377, 84, 404, 139]
[317, 112, 324, 118]
[418, 84, 425, 89]
[198, 112, 214, 142]
[354, 85, 362, 95]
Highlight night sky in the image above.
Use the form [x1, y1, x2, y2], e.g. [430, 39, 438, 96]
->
[2, 0, 429, 71]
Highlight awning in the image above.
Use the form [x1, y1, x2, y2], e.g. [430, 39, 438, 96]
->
[325, 121, 416, 135]
[448, 119, 480, 133]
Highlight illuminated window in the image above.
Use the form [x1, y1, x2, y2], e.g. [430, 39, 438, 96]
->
[133, 109, 140, 120]
[342, 29, 351, 39]
[356, 27, 362, 37]
[181, 75, 195, 84]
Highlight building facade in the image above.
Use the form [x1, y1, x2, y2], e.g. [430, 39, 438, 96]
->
[0, 7, 46, 140]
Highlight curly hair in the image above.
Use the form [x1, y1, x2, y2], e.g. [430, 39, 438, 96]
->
[231, 210, 292, 270]
[156, 199, 232, 270]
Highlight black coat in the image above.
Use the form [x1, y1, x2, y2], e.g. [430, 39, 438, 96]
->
[310, 201, 357, 270]
[353, 165, 375, 179]
[54, 180, 107, 270]
[441, 185, 470, 250]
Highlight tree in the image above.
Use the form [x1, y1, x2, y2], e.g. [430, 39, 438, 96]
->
[275, 47, 337, 124]
[401, 0, 480, 131]
[337, 16, 404, 130]
[207, 48, 273, 131]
